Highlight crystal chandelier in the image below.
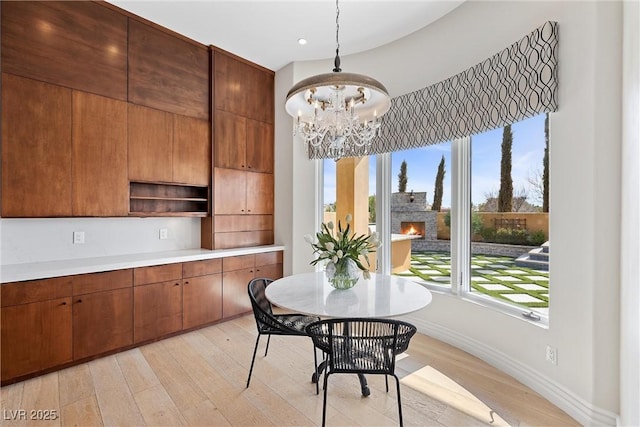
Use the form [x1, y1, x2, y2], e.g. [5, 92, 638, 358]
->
[285, 0, 391, 159]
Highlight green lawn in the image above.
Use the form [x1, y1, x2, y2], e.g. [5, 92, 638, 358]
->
[395, 251, 549, 309]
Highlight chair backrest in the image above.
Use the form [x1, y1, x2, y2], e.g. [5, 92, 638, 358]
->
[248, 277, 288, 333]
[306, 318, 417, 375]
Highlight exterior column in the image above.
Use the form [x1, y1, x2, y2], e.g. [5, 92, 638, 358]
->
[336, 156, 377, 271]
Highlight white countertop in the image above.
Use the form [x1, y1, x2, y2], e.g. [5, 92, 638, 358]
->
[265, 271, 432, 318]
[1, 245, 285, 283]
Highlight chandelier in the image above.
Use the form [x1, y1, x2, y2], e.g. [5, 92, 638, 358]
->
[285, 0, 391, 159]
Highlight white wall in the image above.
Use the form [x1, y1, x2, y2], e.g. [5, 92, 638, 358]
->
[275, 1, 623, 424]
[1, 217, 201, 265]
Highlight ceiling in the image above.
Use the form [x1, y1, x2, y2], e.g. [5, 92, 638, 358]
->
[109, 1, 464, 71]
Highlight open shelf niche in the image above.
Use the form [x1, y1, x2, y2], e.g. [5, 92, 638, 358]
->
[129, 181, 209, 217]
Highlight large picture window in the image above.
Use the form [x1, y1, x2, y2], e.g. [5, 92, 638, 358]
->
[320, 114, 550, 322]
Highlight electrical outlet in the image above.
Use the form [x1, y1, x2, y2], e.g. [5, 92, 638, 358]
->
[73, 231, 85, 244]
[546, 345, 558, 365]
[159, 228, 168, 240]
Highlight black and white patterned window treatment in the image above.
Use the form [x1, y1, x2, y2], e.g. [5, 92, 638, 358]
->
[309, 21, 558, 159]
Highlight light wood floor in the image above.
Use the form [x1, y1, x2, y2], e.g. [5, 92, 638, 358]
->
[1, 314, 579, 426]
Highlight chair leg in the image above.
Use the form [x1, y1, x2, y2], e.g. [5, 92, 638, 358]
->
[264, 335, 271, 357]
[322, 372, 330, 427]
[312, 344, 319, 395]
[385, 374, 389, 392]
[246, 335, 261, 388]
[393, 374, 403, 427]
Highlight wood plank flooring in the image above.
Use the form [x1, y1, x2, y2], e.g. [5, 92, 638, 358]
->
[1, 314, 579, 426]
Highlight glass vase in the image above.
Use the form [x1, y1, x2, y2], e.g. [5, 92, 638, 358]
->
[325, 258, 360, 290]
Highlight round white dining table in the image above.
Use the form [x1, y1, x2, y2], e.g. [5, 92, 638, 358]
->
[265, 271, 432, 318]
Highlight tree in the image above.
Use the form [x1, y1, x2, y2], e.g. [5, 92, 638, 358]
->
[398, 160, 408, 192]
[497, 124, 513, 212]
[542, 113, 549, 213]
[431, 155, 446, 211]
[368, 195, 376, 223]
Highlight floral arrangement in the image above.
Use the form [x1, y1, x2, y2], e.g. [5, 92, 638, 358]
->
[305, 214, 381, 280]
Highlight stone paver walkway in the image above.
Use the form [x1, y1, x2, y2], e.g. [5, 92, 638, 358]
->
[395, 251, 549, 315]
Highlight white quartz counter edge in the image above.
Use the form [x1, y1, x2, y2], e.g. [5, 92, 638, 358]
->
[1, 245, 285, 283]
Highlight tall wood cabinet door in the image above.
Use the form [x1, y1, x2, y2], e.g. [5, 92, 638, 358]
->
[128, 19, 209, 119]
[1, 1, 128, 100]
[214, 168, 247, 214]
[214, 110, 246, 170]
[72, 91, 128, 216]
[173, 115, 210, 186]
[128, 104, 173, 183]
[134, 280, 183, 343]
[214, 51, 250, 117]
[246, 119, 273, 173]
[222, 268, 255, 319]
[183, 274, 222, 329]
[73, 288, 133, 360]
[248, 67, 274, 124]
[246, 172, 274, 215]
[1, 73, 72, 217]
[1, 297, 73, 380]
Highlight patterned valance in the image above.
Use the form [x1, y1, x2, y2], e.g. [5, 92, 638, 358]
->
[309, 21, 558, 159]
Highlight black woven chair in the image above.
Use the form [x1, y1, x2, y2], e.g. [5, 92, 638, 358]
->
[306, 318, 417, 427]
[246, 278, 321, 390]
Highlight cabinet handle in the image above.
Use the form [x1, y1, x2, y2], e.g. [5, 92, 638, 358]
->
[76, 299, 82, 303]
[175, 283, 180, 286]
[241, 209, 245, 212]
[248, 209, 251, 212]
[184, 281, 189, 285]
[60, 302, 67, 306]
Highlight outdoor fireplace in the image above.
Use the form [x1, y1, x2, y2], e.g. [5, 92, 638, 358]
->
[400, 222, 425, 239]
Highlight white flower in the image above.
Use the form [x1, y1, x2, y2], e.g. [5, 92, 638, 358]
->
[325, 242, 335, 251]
[336, 249, 343, 258]
[332, 255, 338, 263]
[345, 214, 353, 223]
[327, 221, 334, 230]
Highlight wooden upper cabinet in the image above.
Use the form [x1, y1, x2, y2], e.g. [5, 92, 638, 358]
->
[128, 19, 209, 119]
[128, 104, 173, 183]
[214, 168, 247, 215]
[1, 74, 72, 217]
[173, 115, 211, 186]
[215, 111, 273, 173]
[72, 91, 128, 216]
[214, 50, 274, 123]
[246, 172, 274, 215]
[1, 1, 127, 100]
[214, 110, 247, 170]
[246, 119, 274, 173]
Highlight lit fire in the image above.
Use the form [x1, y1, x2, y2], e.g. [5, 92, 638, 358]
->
[406, 225, 420, 236]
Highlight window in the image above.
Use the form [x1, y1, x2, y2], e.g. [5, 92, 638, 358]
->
[319, 114, 550, 322]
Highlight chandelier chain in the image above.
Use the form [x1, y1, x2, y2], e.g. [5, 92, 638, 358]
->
[333, 0, 341, 72]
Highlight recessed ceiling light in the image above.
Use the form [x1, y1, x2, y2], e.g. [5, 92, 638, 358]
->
[297, 38, 307, 45]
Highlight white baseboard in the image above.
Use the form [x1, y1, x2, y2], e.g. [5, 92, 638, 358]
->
[403, 316, 619, 427]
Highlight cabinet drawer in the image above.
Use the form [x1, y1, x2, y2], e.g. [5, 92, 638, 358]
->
[134, 264, 182, 286]
[72, 269, 133, 295]
[214, 231, 274, 249]
[255, 251, 282, 267]
[214, 214, 273, 232]
[1, 277, 73, 307]
[183, 259, 222, 278]
[222, 254, 255, 272]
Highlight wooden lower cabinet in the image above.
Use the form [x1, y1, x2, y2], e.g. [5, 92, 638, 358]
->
[134, 280, 183, 343]
[1, 297, 73, 380]
[73, 288, 133, 359]
[222, 268, 255, 319]
[221, 252, 283, 319]
[183, 274, 223, 329]
[0, 250, 282, 384]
